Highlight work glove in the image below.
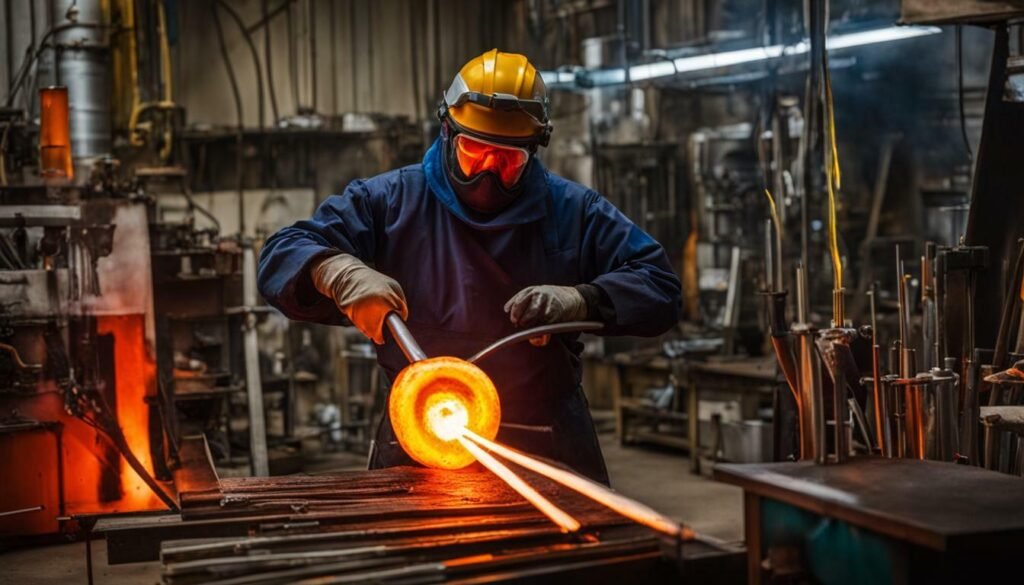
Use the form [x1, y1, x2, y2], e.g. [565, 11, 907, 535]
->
[503, 285, 588, 329]
[312, 253, 408, 344]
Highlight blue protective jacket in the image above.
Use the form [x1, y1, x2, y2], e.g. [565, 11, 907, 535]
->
[258, 138, 681, 482]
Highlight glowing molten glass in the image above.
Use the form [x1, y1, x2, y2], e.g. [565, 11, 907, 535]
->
[389, 357, 500, 469]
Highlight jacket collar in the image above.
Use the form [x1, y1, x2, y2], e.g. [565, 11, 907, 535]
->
[423, 137, 549, 230]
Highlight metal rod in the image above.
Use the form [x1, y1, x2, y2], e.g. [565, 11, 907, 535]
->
[849, 396, 873, 452]
[463, 429, 689, 539]
[385, 313, 428, 363]
[467, 322, 603, 364]
[456, 435, 581, 533]
[796, 263, 808, 324]
[0, 505, 44, 518]
[242, 243, 269, 477]
[872, 344, 888, 455]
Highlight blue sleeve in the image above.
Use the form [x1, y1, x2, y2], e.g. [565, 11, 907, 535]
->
[580, 193, 681, 337]
[257, 179, 386, 324]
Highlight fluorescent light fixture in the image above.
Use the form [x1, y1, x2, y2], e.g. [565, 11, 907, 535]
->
[546, 25, 941, 87]
[540, 70, 579, 85]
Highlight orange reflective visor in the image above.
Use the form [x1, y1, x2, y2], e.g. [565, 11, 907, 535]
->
[453, 133, 529, 188]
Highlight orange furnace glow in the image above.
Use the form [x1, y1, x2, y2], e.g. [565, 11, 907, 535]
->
[388, 356, 501, 469]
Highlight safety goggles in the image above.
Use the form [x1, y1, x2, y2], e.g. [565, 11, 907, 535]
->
[452, 133, 530, 188]
[443, 73, 549, 127]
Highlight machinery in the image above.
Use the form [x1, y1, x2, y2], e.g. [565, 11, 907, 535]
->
[0, 0, 424, 541]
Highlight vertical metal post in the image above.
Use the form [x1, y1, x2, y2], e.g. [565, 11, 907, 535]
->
[242, 242, 269, 477]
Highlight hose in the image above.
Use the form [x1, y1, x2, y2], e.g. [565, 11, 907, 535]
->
[262, 0, 280, 123]
[216, 0, 266, 130]
[211, 1, 246, 236]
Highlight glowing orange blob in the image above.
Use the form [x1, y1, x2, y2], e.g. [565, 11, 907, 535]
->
[389, 357, 500, 469]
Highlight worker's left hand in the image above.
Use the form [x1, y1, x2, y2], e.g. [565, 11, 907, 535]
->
[504, 285, 588, 328]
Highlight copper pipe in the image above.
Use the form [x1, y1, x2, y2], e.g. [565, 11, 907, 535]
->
[771, 336, 800, 405]
[872, 344, 889, 455]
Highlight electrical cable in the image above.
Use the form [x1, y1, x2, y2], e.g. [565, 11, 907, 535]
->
[350, 0, 359, 112]
[263, 0, 280, 123]
[818, 1, 844, 324]
[182, 187, 222, 236]
[216, 0, 265, 130]
[4, 22, 109, 107]
[245, 0, 297, 34]
[407, 0, 421, 120]
[211, 1, 246, 236]
[287, 2, 300, 111]
[956, 25, 973, 164]
[308, 0, 317, 112]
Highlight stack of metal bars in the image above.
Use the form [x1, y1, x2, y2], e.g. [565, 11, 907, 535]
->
[149, 437, 742, 584]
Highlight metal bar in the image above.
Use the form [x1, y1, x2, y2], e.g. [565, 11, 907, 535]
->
[0, 505, 44, 517]
[0, 204, 80, 226]
[456, 436, 581, 533]
[872, 345, 890, 456]
[242, 243, 269, 477]
[849, 396, 873, 451]
[385, 313, 428, 363]
[462, 429, 688, 539]
[467, 321, 603, 364]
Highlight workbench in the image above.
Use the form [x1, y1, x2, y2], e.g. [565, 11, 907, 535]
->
[616, 354, 780, 473]
[98, 436, 744, 584]
[715, 457, 1024, 585]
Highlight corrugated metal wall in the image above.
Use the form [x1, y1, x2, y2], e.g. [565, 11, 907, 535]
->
[177, 0, 523, 127]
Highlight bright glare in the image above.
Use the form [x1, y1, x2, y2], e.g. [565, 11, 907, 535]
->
[546, 25, 942, 85]
[426, 398, 469, 442]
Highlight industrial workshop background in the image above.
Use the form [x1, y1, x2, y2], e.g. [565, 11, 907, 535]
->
[3, 1, 1024, 584]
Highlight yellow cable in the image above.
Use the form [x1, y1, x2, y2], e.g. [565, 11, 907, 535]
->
[823, 63, 843, 294]
[763, 188, 783, 240]
[156, 0, 173, 102]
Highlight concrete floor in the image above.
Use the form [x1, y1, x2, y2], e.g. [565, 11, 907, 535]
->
[0, 434, 743, 585]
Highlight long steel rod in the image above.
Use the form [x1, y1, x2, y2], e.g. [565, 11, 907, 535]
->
[242, 243, 269, 477]
[456, 436, 581, 533]
[385, 313, 428, 363]
[467, 321, 603, 364]
[462, 429, 690, 540]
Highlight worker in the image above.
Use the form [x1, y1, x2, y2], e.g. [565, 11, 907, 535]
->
[258, 49, 681, 484]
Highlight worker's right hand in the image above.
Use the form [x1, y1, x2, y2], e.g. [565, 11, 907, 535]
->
[311, 253, 408, 344]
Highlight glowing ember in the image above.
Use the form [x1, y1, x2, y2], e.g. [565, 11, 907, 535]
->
[389, 357, 500, 469]
[427, 399, 470, 442]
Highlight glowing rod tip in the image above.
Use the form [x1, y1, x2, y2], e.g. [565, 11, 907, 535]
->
[456, 434, 581, 533]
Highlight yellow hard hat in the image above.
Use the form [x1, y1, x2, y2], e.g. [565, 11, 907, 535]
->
[440, 49, 551, 146]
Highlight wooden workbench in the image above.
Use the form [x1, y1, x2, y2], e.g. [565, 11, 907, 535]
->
[715, 457, 1024, 584]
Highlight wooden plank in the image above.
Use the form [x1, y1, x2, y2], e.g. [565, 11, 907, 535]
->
[715, 458, 1024, 553]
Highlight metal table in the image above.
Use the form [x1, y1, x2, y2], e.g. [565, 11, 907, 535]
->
[100, 436, 744, 584]
[715, 457, 1024, 584]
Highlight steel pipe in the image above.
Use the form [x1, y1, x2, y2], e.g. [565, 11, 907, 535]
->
[467, 321, 603, 364]
[386, 313, 428, 363]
